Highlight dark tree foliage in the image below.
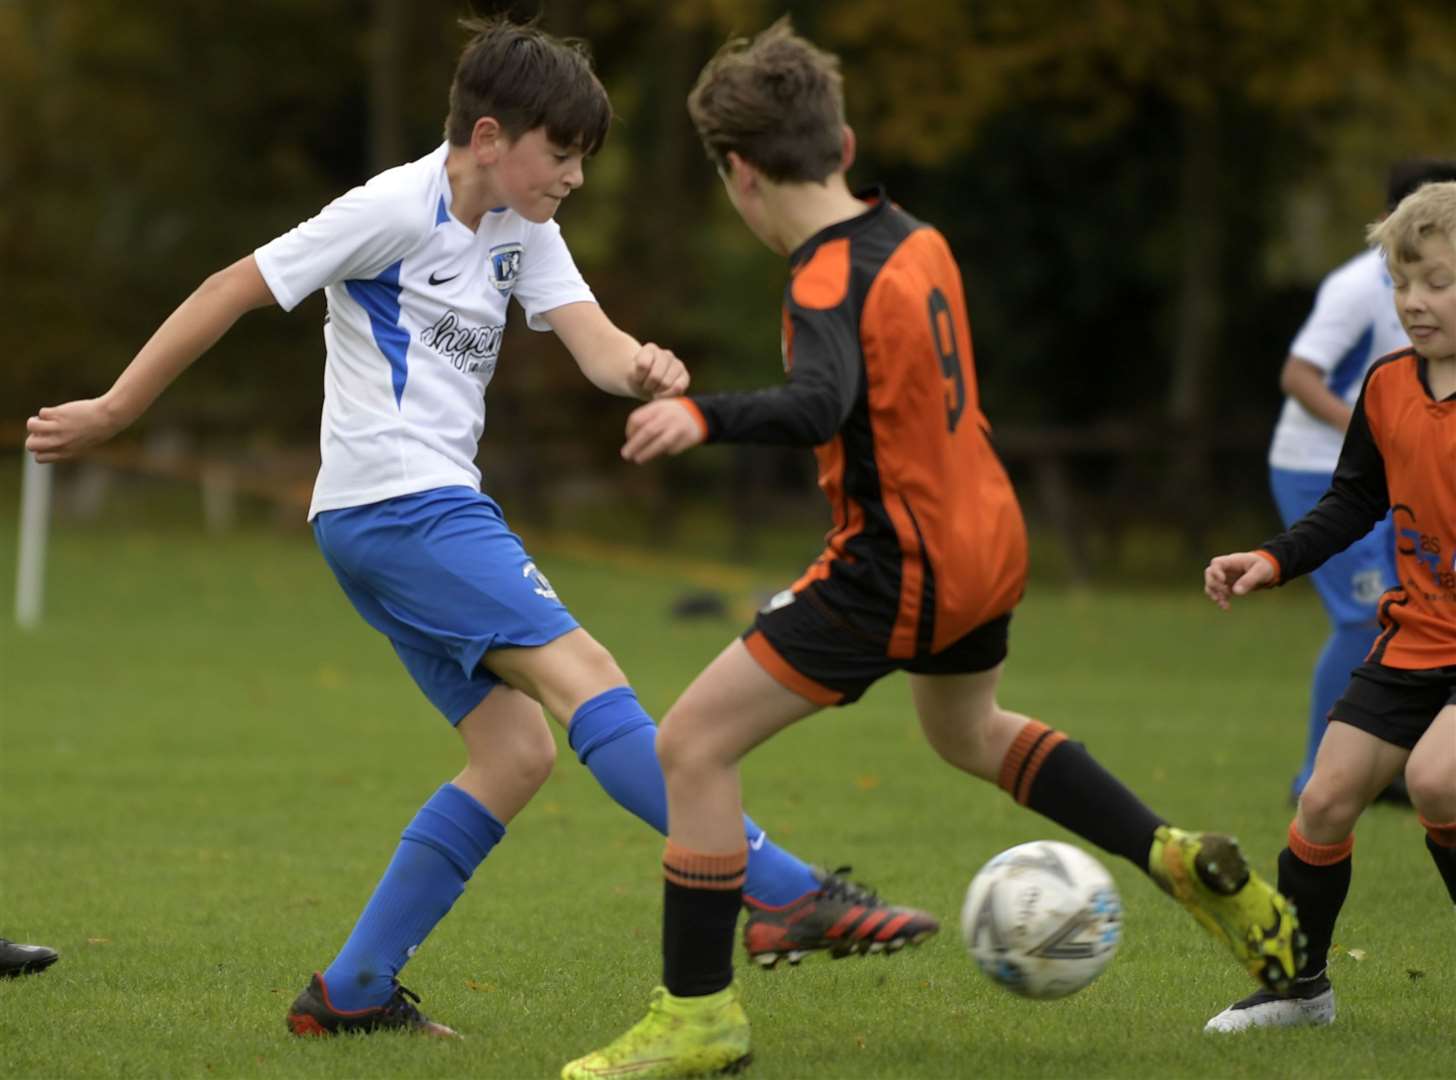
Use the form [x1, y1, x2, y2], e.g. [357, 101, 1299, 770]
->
[3, 0, 1453, 541]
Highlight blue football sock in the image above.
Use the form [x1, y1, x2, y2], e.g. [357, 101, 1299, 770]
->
[568, 686, 817, 907]
[1296, 624, 1377, 794]
[322, 783, 504, 1011]
[739, 812, 818, 906]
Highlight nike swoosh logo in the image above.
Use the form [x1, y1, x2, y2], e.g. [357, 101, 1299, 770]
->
[428, 270, 461, 286]
[749, 832, 767, 851]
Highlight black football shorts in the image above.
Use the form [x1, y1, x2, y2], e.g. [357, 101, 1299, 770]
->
[1328, 661, 1456, 751]
[743, 579, 1011, 706]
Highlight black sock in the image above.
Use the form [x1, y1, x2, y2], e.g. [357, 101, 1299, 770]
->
[661, 842, 745, 998]
[1007, 726, 1166, 870]
[1278, 846, 1352, 980]
[1426, 836, 1456, 906]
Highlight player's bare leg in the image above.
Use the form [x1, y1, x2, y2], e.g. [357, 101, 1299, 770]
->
[1407, 708, 1456, 923]
[1208, 721, 1407, 1033]
[453, 685, 559, 822]
[910, 665, 1031, 781]
[913, 666, 1301, 994]
[563, 640, 934, 1079]
[490, 629, 902, 928]
[485, 627, 628, 726]
[1296, 718, 1408, 845]
[288, 688, 553, 1038]
[1405, 706, 1456, 824]
[657, 639, 817, 851]
[660, 643, 939, 967]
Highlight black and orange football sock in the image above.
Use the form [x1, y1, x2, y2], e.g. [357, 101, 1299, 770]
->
[997, 719, 1165, 869]
[1282, 821, 1354, 978]
[1421, 814, 1456, 905]
[662, 840, 747, 998]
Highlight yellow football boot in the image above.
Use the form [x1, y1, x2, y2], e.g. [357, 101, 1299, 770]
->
[1149, 826, 1303, 994]
[562, 983, 750, 1080]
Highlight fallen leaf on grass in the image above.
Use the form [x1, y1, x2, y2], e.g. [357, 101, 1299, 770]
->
[1346, 948, 1366, 961]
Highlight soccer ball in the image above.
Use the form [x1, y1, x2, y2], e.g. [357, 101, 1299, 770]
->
[960, 840, 1122, 1000]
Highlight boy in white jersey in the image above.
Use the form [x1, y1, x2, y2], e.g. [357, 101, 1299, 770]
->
[1268, 158, 1456, 804]
[25, 17, 933, 1037]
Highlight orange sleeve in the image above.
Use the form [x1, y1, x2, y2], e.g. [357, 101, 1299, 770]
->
[1254, 549, 1283, 585]
[677, 398, 710, 441]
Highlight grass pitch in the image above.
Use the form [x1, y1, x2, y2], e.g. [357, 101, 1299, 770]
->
[1, 494, 1451, 1078]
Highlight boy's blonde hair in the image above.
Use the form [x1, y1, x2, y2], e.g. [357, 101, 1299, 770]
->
[1367, 181, 1456, 263]
[686, 17, 845, 183]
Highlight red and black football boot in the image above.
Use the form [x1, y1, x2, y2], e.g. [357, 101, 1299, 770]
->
[285, 972, 460, 1038]
[743, 866, 940, 969]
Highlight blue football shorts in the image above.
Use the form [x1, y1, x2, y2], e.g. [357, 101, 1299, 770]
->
[1269, 466, 1396, 627]
[312, 486, 578, 725]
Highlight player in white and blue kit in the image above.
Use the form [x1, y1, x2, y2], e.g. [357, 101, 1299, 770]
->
[25, 17, 935, 1039]
[1268, 159, 1456, 802]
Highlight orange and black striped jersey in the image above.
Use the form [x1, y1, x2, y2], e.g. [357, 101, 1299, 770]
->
[687, 190, 1028, 657]
[1263, 348, 1456, 668]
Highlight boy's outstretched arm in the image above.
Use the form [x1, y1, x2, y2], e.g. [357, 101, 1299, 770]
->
[25, 255, 276, 462]
[542, 302, 688, 401]
[1203, 551, 1279, 611]
[621, 399, 706, 463]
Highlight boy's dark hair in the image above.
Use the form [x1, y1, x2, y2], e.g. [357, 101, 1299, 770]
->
[445, 16, 612, 154]
[686, 17, 845, 184]
[1386, 158, 1456, 211]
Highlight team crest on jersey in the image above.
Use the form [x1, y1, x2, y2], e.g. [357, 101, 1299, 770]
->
[490, 243, 523, 291]
[522, 560, 558, 601]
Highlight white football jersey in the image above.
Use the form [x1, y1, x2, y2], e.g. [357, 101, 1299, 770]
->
[1268, 246, 1408, 473]
[254, 142, 595, 518]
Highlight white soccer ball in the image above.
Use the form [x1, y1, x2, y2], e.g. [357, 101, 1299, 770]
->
[960, 840, 1122, 1000]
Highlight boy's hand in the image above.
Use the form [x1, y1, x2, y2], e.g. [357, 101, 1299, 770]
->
[25, 398, 128, 463]
[1203, 552, 1276, 611]
[628, 343, 689, 400]
[622, 400, 705, 464]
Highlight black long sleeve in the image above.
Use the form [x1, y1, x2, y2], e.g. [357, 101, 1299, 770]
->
[1263, 378, 1390, 583]
[690, 302, 860, 447]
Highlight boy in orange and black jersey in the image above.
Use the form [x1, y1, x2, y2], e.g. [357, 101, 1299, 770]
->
[563, 18, 1301, 1079]
[1204, 180, 1456, 1034]
[683, 190, 1027, 693]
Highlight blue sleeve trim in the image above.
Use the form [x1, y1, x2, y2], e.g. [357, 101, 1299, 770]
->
[1327, 323, 1374, 400]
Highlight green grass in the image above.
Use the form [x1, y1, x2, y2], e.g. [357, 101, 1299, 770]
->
[1, 503, 1452, 1078]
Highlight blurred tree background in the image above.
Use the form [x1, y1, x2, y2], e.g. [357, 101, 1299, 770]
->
[3, 0, 1454, 576]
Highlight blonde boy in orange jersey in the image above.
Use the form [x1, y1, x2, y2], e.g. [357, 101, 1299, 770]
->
[562, 19, 1301, 1078]
[1202, 180, 1456, 1033]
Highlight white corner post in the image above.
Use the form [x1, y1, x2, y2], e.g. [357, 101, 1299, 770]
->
[15, 450, 52, 630]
